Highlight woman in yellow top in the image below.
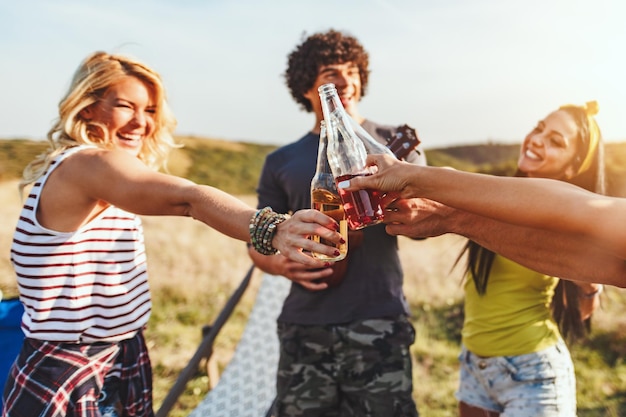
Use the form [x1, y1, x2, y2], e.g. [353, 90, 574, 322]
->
[454, 102, 604, 416]
[340, 102, 603, 416]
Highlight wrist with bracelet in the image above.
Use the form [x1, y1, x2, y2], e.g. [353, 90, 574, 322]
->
[249, 206, 290, 255]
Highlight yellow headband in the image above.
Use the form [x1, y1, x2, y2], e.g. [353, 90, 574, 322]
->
[559, 100, 600, 175]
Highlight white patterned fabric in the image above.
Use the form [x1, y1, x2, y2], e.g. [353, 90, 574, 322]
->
[188, 274, 290, 417]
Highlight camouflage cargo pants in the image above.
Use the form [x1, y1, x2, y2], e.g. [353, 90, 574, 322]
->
[274, 315, 419, 417]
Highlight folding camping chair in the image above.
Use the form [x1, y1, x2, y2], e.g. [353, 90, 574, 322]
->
[0, 295, 25, 415]
[155, 266, 291, 417]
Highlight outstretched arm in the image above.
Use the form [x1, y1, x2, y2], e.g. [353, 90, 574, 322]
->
[381, 198, 626, 287]
[43, 148, 343, 267]
[341, 154, 626, 260]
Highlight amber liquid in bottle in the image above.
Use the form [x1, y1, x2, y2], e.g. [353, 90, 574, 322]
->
[335, 173, 384, 230]
[311, 188, 348, 261]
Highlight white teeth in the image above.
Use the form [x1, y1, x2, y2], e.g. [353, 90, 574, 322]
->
[525, 149, 540, 160]
[119, 133, 141, 141]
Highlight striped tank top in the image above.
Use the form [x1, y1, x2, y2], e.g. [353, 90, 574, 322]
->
[11, 146, 151, 343]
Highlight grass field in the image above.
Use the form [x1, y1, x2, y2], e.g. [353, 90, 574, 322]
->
[1, 179, 626, 416]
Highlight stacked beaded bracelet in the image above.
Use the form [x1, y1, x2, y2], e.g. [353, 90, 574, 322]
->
[249, 207, 290, 255]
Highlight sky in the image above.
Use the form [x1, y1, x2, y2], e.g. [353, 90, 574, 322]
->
[1, 0, 625, 149]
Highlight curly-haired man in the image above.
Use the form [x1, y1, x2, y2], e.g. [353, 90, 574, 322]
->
[248, 29, 426, 416]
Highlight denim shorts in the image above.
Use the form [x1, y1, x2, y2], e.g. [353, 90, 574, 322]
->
[456, 340, 576, 417]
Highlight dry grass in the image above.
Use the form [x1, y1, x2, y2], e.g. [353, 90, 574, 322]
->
[0, 180, 22, 298]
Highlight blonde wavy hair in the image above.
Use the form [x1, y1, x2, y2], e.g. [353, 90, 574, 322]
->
[20, 51, 179, 193]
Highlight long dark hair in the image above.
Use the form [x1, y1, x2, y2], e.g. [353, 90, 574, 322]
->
[461, 103, 605, 342]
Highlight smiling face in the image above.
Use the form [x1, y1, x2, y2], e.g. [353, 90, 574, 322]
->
[82, 75, 156, 158]
[303, 62, 363, 121]
[517, 109, 581, 180]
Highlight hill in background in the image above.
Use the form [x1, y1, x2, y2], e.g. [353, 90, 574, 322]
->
[2, 136, 626, 196]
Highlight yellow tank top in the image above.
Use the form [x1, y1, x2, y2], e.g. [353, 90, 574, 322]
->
[462, 254, 561, 357]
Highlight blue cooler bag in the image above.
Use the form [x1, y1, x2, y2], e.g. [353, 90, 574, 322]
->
[0, 297, 25, 411]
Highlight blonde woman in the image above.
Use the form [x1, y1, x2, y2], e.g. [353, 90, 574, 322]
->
[2, 51, 342, 417]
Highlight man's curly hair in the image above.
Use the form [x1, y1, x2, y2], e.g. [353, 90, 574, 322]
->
[284, 29, 370, 112]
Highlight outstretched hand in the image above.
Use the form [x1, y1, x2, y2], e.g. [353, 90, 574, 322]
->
[383, 198, 458, 238]
[272, 209, 343, 268]
[338, 154, 414, 201]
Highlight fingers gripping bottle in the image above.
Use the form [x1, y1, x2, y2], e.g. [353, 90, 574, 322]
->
[310, 120, 348, 261]
[318, 83, 393, 230]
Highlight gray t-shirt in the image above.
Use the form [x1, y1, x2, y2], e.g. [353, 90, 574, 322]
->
[256, 120, 426, 325]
